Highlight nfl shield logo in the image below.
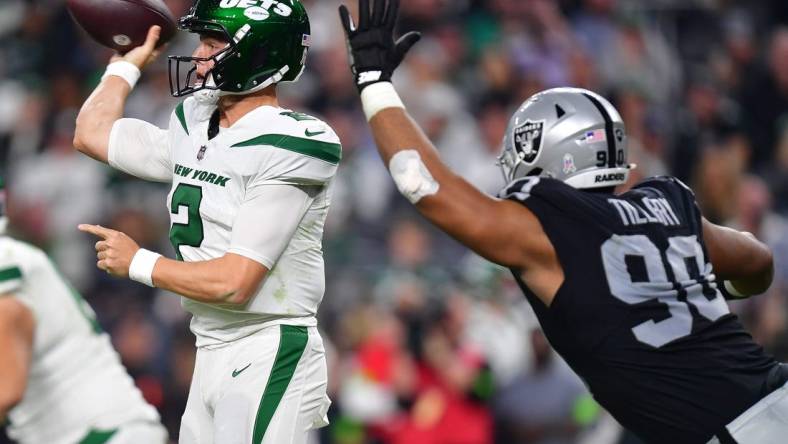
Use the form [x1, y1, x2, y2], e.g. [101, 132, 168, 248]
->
[197, 145, 207, 161]
[513, 119, 545, 164]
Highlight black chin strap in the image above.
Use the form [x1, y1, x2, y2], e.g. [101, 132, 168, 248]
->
[208, 109, 220, 140]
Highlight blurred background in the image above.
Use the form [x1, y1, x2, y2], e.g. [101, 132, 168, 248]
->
[1, 0, 787, 443]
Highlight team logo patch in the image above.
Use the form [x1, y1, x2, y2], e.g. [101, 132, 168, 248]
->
[562, 153, 577, 175]
[244, 6, 270, 21]
[219, 0, 292, 18]
[581, 129, 606, 144]
[113, 34, 131, 46]
[615, 128, 625, 143]
[512, 119, 545, 164]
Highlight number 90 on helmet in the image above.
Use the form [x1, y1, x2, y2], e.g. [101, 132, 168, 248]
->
[498, 87, 636, 190]
[169, 0, 310, 98]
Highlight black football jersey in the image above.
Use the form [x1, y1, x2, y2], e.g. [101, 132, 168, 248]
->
[500, 176, 778, 444]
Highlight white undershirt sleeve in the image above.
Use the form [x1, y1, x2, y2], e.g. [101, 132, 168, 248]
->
[227, 184, 315, 268]
[108, 118, 173, 182]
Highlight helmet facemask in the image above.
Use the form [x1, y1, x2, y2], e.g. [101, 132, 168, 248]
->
[168, 19, 244, 98]
[497, 142, 547, 184]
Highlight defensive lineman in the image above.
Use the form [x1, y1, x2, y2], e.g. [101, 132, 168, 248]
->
[73, 1, 335, 443]
[339, 0, 788, 443]
[0, 180, 166, 444]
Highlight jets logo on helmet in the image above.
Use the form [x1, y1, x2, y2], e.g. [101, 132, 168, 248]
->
[169, 0, 310, 98]
[219, 0, 292, 16]
[499, 87, 635, 189]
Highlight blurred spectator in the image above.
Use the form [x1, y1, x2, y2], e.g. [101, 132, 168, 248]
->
[388, 294, 494, 444]
[335, 306, 416, 442]
[671, 74, 743, 183]
[727, 176, 788, 356]
[9, 119, 107, 289]
[692, 131, 749, 223]
[494, 329, 599, 444]
[765, 123, 788, 214]
[374, 218, 449, 309]
[738, 27, 788, 171]
[460, 253, 536, 386]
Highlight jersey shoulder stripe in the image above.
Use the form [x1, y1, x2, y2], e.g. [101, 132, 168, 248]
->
[231, 134, 342, 165]
[0, 238, 26, 294]
[278, 111, 318, 122]
[177, 97, 216, 133]
[0, 265, 22, 281]
[175, 101, 189, 135]
[0, 265, 21, 294]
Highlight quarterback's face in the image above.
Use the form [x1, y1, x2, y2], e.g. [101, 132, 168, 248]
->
[192, 35, 230, 81]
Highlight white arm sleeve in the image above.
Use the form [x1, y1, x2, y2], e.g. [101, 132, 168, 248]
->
[227, 184, 315, 268]
[108, 118, 173, 182]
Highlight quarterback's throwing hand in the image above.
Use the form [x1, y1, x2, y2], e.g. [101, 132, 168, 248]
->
[109, 25, 163, 70]
[339, 0, 421, 92]
[78, 224, 140, 278]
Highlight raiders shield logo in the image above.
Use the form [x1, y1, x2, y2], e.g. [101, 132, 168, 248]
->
[513, 119, 545, 164]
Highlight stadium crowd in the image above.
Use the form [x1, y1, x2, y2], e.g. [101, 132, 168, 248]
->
[1, 0, 787, 443]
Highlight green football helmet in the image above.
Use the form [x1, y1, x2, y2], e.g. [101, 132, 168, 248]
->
[169, 0, 311, 98]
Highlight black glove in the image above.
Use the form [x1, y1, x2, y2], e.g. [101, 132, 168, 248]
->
[339, 0, 421, 92]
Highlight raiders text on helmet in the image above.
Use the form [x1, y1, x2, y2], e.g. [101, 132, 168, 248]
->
[169, 0, 311, 98]
[498, 87, 635, 189]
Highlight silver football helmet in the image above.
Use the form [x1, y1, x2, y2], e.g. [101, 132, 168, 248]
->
[498, 87, 635, 189]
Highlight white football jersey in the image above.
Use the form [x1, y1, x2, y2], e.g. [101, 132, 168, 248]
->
[0, 236, 160, 444]
[108, 98, 340, 346]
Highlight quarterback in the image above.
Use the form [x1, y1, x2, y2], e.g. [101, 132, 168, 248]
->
[73, 1, 335, 443]
[0, 180, 166, 444]
[340, 0, 788, 443]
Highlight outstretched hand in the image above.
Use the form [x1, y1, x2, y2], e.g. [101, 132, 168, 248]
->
[110, 25, 163, 70]
[339, 0, 421, 92]
[78, 224, 140, 278]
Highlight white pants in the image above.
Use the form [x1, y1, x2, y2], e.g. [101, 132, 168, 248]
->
[707, 381, 788, 444]
[75, 422, 168, 444]
[179, 325, 331, 444]
[109, 422, 169, 443]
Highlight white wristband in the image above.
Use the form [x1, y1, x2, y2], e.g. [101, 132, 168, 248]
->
[724, 280, 747, 298]
[102, 61, 141, 89]
[360, 82, 405, 121]
[129, 248, 161, 287]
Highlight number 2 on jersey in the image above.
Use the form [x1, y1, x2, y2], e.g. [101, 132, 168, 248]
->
[169, 184, 204, 261]
[601, 234, 729, 348]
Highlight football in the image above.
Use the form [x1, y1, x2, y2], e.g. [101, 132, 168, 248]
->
[66, 0, 177, 53]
